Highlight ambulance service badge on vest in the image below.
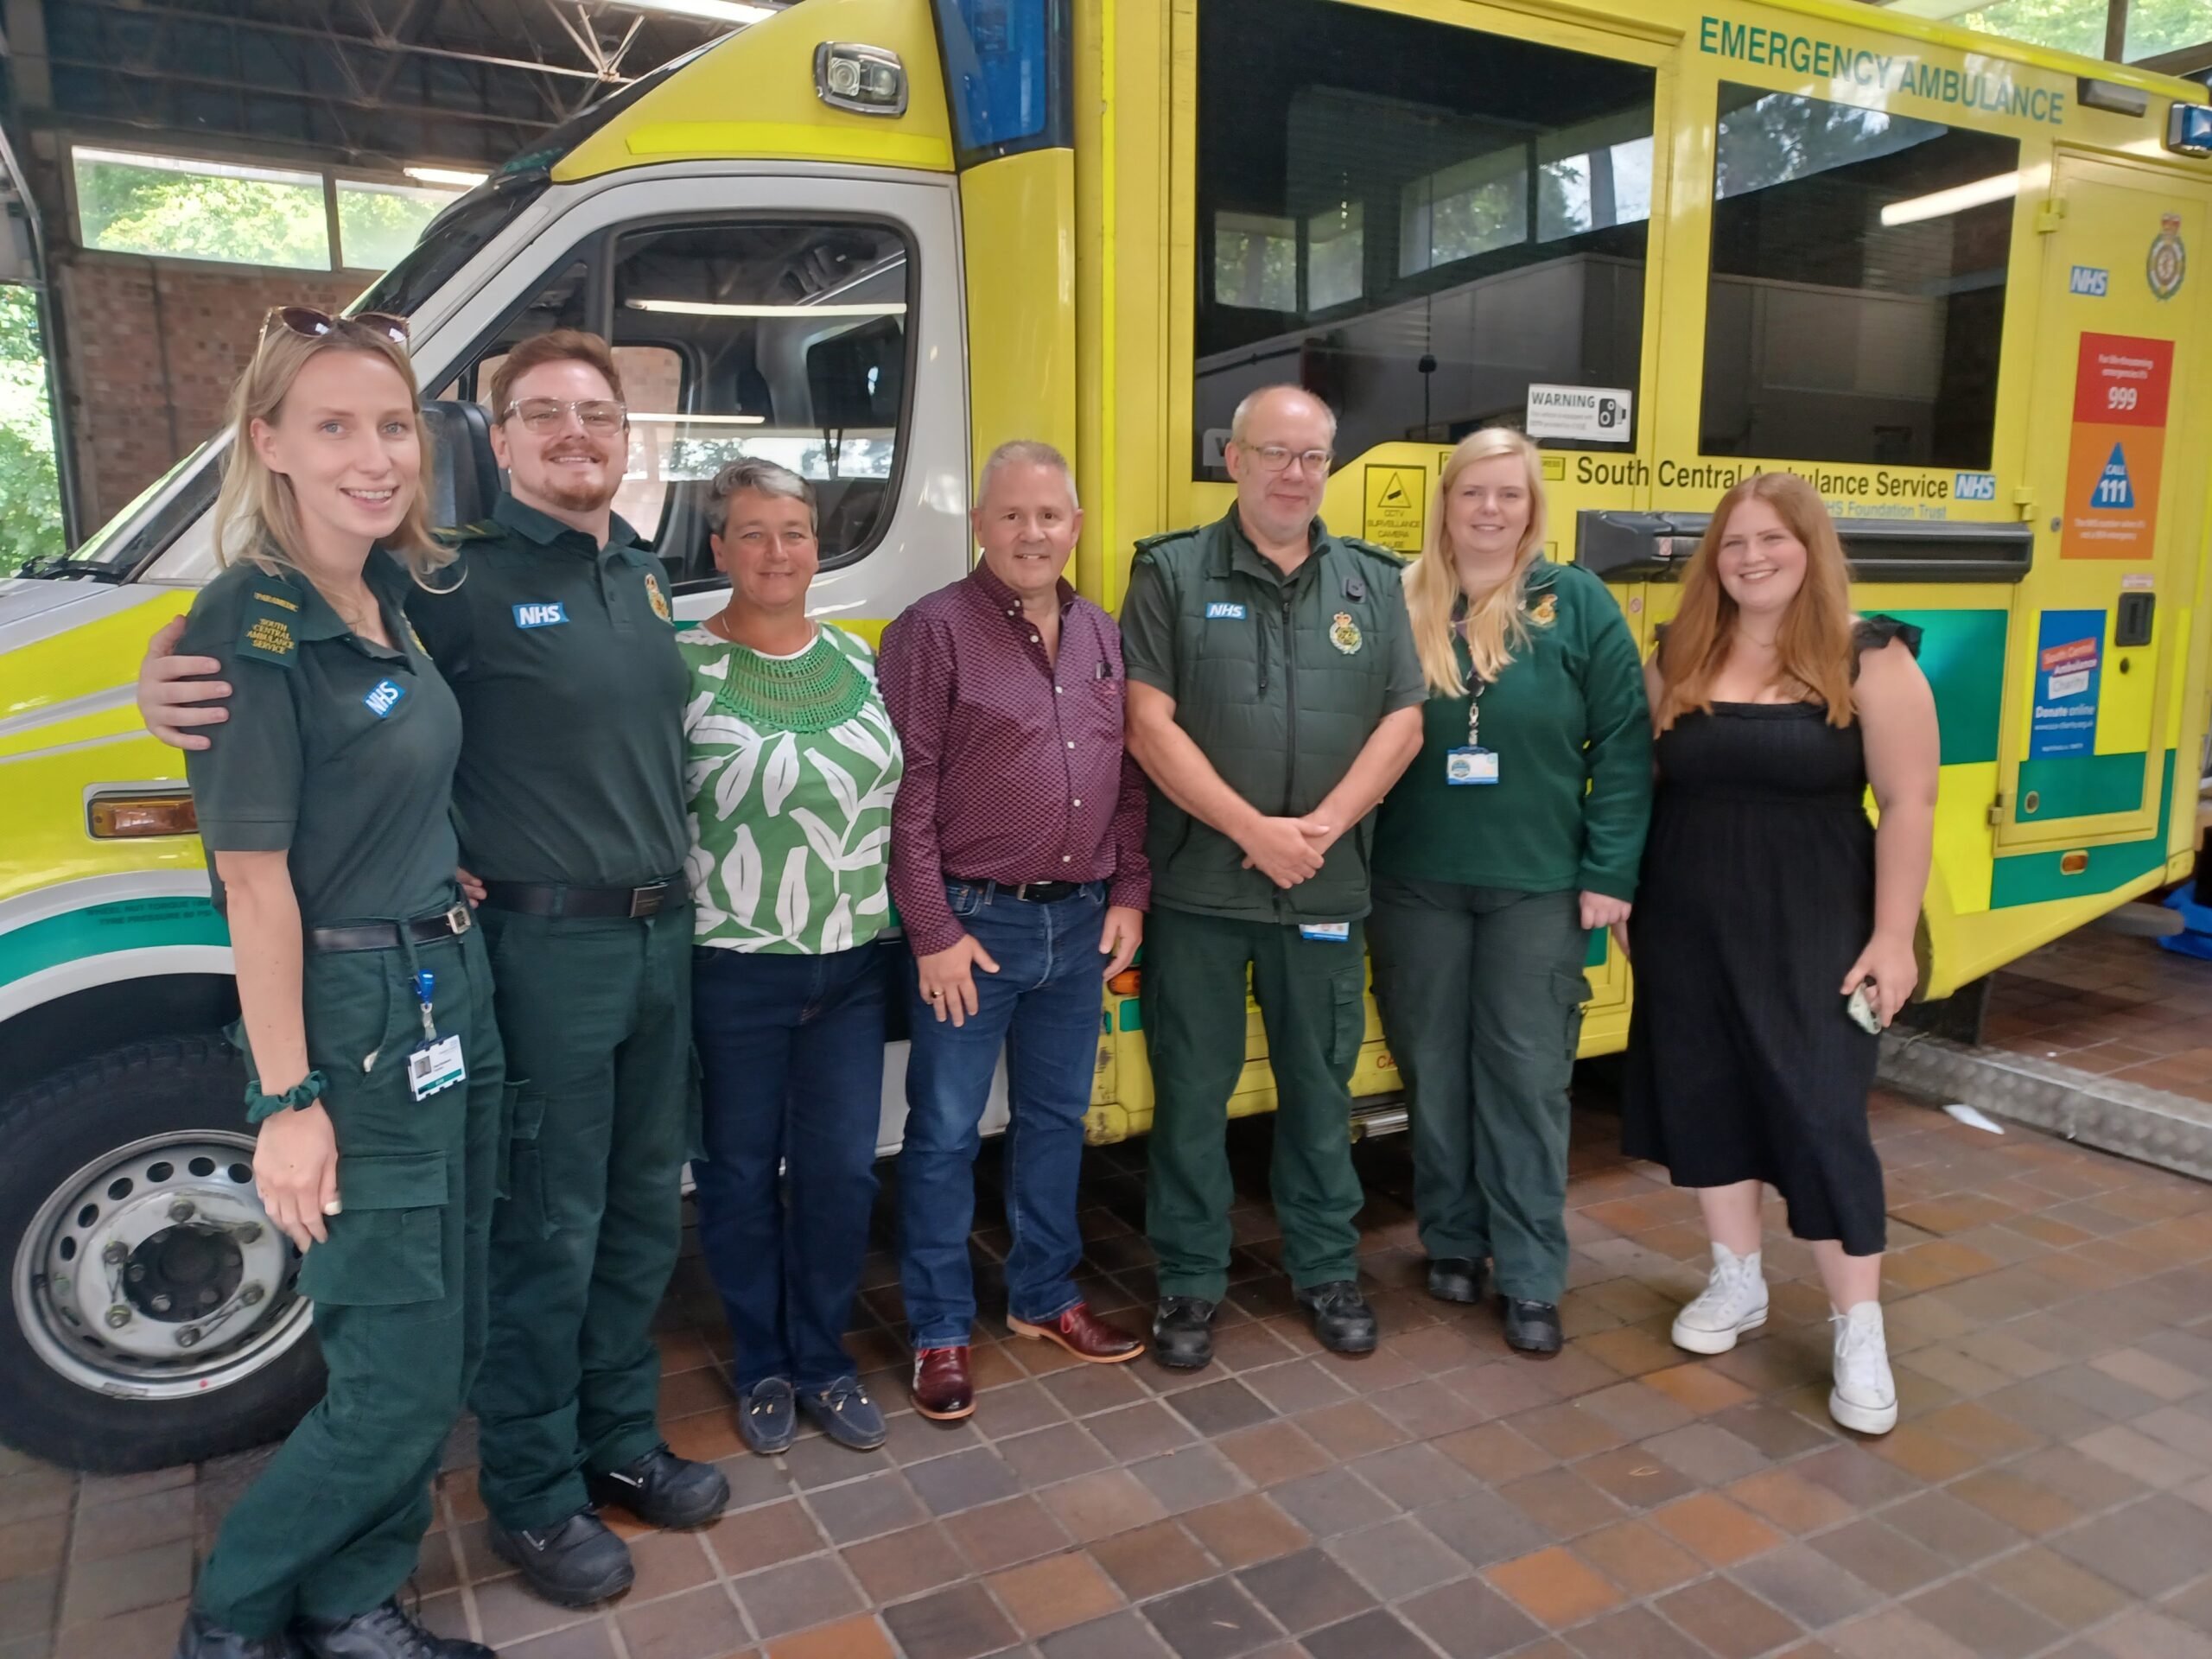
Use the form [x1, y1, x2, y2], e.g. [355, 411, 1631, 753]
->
[644, 572, 673, 623]
[1330, 612, 1363, 654]
[1529, 592, 1558, 626]
[2149, 213, 2187, 302]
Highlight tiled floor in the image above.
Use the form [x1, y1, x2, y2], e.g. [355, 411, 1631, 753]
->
[1986, 925, 2212, 1103]
[13, 1018, 2212, 1656]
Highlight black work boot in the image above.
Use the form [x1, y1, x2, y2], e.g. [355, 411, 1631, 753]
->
[174, 1609, 302, 1659]
[1150, 1296, 1217, 1370]
[295, 1600, 490, 1658]
[1296, 1280, 1379, 1354]
[488, 1508, 635, 1606]
[1500, 1296, 1563, 1356]
[1426, 1257, 1485, 1304]
[588, 1442, 731, 1529]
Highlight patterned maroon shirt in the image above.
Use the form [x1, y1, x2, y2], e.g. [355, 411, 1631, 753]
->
[879, 563, 1150, 957]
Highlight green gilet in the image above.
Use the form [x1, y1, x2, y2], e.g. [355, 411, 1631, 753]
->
[1119, 511, 1421, 924]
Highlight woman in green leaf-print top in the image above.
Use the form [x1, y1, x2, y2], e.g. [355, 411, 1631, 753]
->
[681, 459, 904, 1458]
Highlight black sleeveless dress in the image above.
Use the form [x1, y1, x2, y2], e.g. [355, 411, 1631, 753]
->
[1618, 617, 1918, 1255]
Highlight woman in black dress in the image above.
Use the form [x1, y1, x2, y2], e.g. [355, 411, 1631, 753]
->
[1621, 473, 1937, 1436]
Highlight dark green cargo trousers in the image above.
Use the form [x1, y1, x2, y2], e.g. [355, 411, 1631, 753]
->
[195, 925, 503, 1638]
[1368, 876, 1589, 1305]
[472, 902, 692, 1532]
[1142, 904, 1369, 1301]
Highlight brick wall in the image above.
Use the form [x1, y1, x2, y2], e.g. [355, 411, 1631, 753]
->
[58, 257, 363, 529]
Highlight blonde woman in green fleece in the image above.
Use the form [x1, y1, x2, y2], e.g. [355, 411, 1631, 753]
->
[1370, 426, 1652, 1356]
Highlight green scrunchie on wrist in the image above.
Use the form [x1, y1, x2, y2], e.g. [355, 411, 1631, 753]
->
[245, 1070, 328, 1126]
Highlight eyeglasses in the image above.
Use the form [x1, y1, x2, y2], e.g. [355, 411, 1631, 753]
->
[1248, 444, 1332, 475]
[263, 306, 409, 347]
[503, 397, 628, 435]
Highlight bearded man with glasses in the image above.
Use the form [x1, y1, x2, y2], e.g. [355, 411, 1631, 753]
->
[1119, 384, 1426, 1370]
[137, 327, 727, 1611]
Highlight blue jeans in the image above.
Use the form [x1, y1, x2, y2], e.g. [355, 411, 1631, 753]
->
[899, 880, 1108, 1350]
[690, 942, 889, 1390]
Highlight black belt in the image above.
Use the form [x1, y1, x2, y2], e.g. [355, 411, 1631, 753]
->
[307, 902, 474, 955]
[480, 878, 680, 919]
[950, 876, 1090, 904]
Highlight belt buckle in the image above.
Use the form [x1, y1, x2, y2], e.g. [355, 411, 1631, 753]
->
[444, 902, 474, 937]
[628, 882, 667, 919]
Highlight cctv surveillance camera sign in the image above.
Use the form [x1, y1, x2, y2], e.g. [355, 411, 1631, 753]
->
[1525, 385, 1632, 442]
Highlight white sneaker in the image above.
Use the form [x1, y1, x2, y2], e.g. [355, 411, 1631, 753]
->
[1670, 1243, 1768, 1355]
[1828, 1301, 1898, 1434]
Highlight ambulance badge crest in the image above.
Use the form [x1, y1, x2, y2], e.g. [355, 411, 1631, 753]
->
[1529, 592, 1558, 626]
[644, 572, 673, 623]
[2148, 213, 2187, 301]
[1329, 612, 1363, 654]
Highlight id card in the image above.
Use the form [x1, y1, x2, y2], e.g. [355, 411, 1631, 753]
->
[407, 1036, 467, 1100]
[1445, 747, 1499, 785]
[1299, 923, 1351, 942]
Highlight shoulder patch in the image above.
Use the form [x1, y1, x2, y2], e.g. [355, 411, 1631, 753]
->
[1131, 527, 1201, 565]
[433, 520, 503, 547]
[237, 592, 301, 666]
[1339, 537, 1409, 569]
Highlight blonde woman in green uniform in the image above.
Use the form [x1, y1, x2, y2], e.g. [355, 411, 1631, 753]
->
[1369, 426, 1651, 1358]
[172, 309, 500, 1659]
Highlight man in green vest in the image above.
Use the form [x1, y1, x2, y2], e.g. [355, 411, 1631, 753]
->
[1120, 384, 1426, 1372]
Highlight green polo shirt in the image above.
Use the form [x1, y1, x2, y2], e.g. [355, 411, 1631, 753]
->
[406, 493, 690, 888]
[1372, 560, 1652, 900]
[181, 550, 464, 926]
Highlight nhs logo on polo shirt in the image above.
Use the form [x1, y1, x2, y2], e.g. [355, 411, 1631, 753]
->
[364, 680, 406, 718]
[1205, 601, 1246, 620]
[512, 602, 569, 629]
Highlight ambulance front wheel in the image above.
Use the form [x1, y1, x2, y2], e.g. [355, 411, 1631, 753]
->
[0, 1033, 325, 1472]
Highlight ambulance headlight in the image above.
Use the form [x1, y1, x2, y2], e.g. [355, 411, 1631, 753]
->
[815, 43, 908, 116]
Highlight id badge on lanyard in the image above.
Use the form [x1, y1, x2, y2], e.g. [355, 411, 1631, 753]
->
[405, 969, 467, 1100]
[1446, 677, 1500, 785]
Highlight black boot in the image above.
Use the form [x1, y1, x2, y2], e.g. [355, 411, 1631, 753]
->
[295, 1601, 490, 1658]
[488, 1508, 635, 1606]
[1295, 1280, 1379, 1354]
[175, 1609, 302, 1659]
[1500, 1296, 1563, 1356]
[588, 1442, 731, 1529]
[1426, 1257, 1484, 1304]
[1150, 1296, 1217, 1370]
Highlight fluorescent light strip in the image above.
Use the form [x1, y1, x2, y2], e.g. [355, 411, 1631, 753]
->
[626, 298, 907, 318]
[1879, 169, 2027, 227]
[404, 165, 489, 188]
[628, 412, 766, 424]
[579, 0, 774, 24]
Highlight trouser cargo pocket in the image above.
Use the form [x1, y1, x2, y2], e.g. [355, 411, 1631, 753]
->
[496, 1087, 556, 1242]
[297, 1149, 448, 1307]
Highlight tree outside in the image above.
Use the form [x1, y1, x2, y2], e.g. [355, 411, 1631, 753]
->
[0, 286, 64, 577]
[1955, 0, 2207, 60]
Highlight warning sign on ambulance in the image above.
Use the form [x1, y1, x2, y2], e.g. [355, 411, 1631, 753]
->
[1524, 385, 1632, 442]
[2061, 333, 2171, 560]
[1363, 464, 1425, 553]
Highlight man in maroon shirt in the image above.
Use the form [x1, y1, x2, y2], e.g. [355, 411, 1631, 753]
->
[879, 441, 1150, 1421]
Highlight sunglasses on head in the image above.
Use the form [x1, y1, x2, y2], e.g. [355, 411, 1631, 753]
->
[263, 306, 410, 347]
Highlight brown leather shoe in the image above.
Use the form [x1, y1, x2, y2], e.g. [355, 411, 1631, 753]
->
[911, 1345, 976, 1421]
[1007, 1302, 1145, 1363]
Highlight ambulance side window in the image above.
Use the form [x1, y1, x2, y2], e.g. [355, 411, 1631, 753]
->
[1191, 0, 1656, 479]
[1700, 86, 2017, 469]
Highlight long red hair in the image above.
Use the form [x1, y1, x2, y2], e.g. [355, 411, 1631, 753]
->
[1655, 473, 1858, 731]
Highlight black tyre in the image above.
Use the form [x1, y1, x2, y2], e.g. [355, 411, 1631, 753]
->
[0, 1034, 323, 1471]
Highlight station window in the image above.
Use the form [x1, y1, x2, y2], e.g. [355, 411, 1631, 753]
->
[1700, 86, 2018, 469]
[1192, 0, 1654, 479]
[442, 219, 912, 587]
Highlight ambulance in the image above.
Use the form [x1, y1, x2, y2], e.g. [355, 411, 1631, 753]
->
[1, 0, 2208, 1469]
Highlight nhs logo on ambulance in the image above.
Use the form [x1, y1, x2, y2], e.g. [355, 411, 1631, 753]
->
[512, 602, 568, 629]
[2069, 266, 2109, 297]
[1954, 473, 1997, 501]
[364, 680, 406, 718]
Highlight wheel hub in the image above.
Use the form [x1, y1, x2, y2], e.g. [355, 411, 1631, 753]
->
[16, 1132, 312, 1397]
